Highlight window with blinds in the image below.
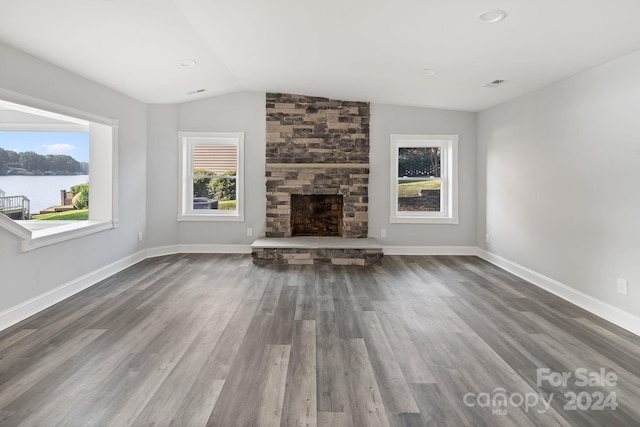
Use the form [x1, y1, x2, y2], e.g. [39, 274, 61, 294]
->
[178, 132, 244, 221]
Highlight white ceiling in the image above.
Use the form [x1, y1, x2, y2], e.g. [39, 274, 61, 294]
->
[1, 0, 640, 111]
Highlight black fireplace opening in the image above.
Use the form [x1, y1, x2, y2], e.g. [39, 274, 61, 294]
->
[290, 194, 343, 237]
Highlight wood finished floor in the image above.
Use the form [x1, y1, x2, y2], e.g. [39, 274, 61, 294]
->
[1, 254, 639, 426]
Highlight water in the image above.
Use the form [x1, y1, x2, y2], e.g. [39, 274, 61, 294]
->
[0, 175, 89, 213]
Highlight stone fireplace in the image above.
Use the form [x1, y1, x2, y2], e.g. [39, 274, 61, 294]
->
[265, 165, 368, 238]
[252, 93, 383, 265]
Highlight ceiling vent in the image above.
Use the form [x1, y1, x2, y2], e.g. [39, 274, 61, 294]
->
[187, 88, 206, 95]
[483, 79, 506, 88]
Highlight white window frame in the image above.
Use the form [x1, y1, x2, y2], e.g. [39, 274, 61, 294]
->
[178, 131, 245, 222]
[0, 89, 118, 252]
[390, 134, 458, 224]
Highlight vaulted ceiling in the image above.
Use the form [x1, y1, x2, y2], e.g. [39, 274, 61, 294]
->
[2, 0, 640, 111]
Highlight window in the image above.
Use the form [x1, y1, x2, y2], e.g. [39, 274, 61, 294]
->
[390, 134, 458, 224]
[178, 132, 244, 221]
[0, 131, 89, 219]
[0, 90, 118, 251]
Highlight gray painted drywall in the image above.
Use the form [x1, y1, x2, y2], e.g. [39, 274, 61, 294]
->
[477, 49, 640, 315]
[177, 92, 266, 245]
[369, 103, 477, 246]
[0, 42, 147, 313]
[146, 104, 179, 248]
[147, 95, 477, 248]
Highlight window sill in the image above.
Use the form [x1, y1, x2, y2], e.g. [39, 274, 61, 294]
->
[177, 213, 244, 222]
[390, 215, 459, 224]
[15, 220, 116, 251]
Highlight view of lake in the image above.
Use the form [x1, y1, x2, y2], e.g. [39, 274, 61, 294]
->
[0, 175, 89, 213]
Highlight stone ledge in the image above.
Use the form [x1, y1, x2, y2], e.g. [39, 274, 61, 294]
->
[252, 247, 383, 266]
[251, 236, 382, 249]
[251, 237, 383, 266]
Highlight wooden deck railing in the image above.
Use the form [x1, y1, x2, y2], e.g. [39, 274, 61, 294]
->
[0, 195, 31, 219]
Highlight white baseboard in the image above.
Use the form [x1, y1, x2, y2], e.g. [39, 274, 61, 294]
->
[145, 244, 179, 258]
[0, 250, 146, 332]
[383, 245, 477, 256]
[476, 248, 640, 337]
[146, 244, 251, 259]
[177, 244, 252, 254]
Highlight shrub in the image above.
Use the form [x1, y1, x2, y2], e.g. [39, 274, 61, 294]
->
[71, 183, 89, 209]
[72, 191, 88, 209]
[208, 170, 236, 201]
[70, 183, 89, 194]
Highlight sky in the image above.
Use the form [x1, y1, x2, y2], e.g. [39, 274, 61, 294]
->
[0, 131, 90, 163]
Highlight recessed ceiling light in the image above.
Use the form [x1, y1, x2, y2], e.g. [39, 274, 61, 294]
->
[178, 59, 197, 68]
[421, 68, 437, 76]
[477, 10, 507, 24]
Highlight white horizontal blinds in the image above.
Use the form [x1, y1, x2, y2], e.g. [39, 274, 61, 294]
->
[193, 145, 237, 174]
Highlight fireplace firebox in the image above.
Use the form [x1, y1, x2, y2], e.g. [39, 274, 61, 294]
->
[291, 194, 343, 237]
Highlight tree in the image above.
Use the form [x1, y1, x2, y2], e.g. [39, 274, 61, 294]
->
[0, 148, 84, 174]
[398, 147, 441, 178]
[6, 150, 19, 166]
[208, 170, 236, 201]
[19, 151, 44, 172]
[50, 154, 82, 173]
[0, 148, 8, 173]
[193, 168, 212, 198]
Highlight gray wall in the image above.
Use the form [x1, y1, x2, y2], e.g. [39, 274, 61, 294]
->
[146, 92, 266, 247]
[147, 96, 478, 248]
[369, 103, 477, 246]
[0, 42, 147, 314]
[146, 104, 179, 248]
[477, 50, 640, 315]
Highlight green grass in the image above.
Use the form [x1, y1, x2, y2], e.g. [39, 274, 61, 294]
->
[33, 209, 88, 220]
[218, 200, 236, 210]
[397, 179, 441, 197]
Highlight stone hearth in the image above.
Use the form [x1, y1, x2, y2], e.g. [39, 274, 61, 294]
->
[251, 237, 383, 266]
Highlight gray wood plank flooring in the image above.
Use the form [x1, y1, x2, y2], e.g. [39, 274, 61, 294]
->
[0, 253, 639, 426]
